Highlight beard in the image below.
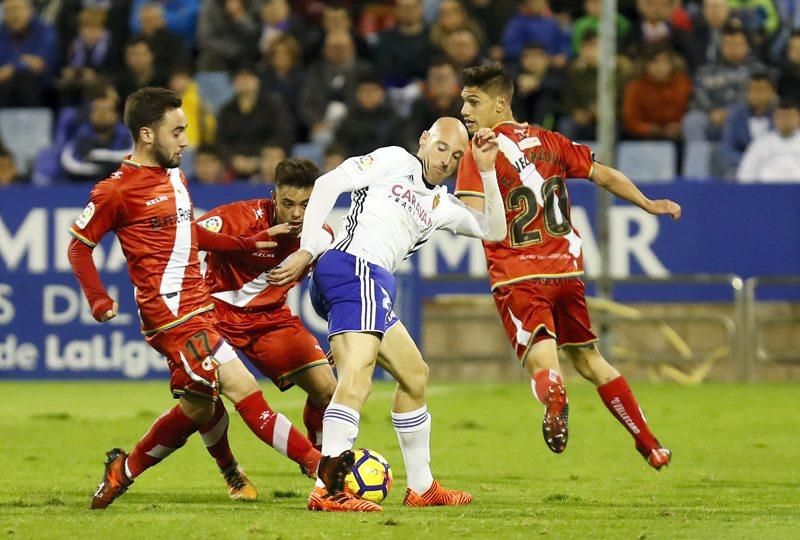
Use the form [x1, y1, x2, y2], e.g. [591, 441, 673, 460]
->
[152, 139, 182, 169]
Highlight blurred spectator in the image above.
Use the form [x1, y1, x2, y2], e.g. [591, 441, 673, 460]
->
[512, 43, 565, 129]
[323, 142, 347, 172]
[0, 146, 20, 185]
[216, 65, 294, 178]
[374, 0, 432, 86]
[192, 144, 228, 183]
[778, 31, 800, 99]
[168, 69, 216, 147]
[298, 31, 371, 148]
[572, 0, 631, 56]
[60, 90, 132, 181]
[260, 34, 306, 128]
[464, 0, 517, 61]
[736, 98, 800, 182]
[720, 72, 776, 175]
[307, 4, 370, 63]
[429, 0, 487, 51]
[130, 0, 200, 46]
[728, 0, 781, 48]
[501, 0, 570, 66]
[252, 144, 286, 183]
[622, 46, 691, 139]
[683, 23, 767, 141]
[335, 70, 402, 156]
[405, 59, 462, 148]
[624, 0, 682, 58]
[258, 0, 309, 59]
[135, 2, 191, 75]
[0, 0, 58, 107]
[560, 30, 624, 140]
[115, 38, 168, 103]
[197, 0, 261, 71]
[441, 28, 484, 70]
[681, 0, 733, 73]
[58, 8, 113, 106]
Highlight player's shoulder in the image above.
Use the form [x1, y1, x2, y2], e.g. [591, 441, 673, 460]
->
[198, 198, 268, 231]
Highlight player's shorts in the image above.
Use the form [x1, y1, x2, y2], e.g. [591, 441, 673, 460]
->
[145, 311, 239, 401]
[214, 303, 329, 391]
[493, 277, 598, 363]
[310, 249, 399, 338]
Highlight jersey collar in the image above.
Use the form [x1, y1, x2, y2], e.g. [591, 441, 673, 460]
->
[413, 154, 437, 190]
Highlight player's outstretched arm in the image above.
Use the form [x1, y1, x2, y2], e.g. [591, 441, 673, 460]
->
[67, 238, 118, 322]
[194, 222, 290, 252]
[591, 163, 682, 220]
[267, 167, 356, 286]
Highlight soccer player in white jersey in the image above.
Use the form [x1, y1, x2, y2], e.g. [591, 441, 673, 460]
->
[269, 118, 506, 512]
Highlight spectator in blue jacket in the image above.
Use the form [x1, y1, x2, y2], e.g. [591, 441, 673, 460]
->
[129, 0, 199, 47]
[720, 71, 776, 176]
[502, 0, 570, 67]
[60, 90, 133, 181]
[0, 0, 58, 107]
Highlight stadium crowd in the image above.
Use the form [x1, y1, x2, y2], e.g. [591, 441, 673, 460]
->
[0, 0, 799, 185]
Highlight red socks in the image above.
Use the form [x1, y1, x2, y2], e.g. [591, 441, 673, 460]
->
[235, 391, 319, 469]
[597, 376, 659, 453]
[303, 398, 325, 449]
[531, 369, 564, 404]
[199, 400, 235, 470]
[126, 405, 199, 479]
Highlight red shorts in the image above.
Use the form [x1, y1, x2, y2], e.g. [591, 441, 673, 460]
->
[145, 311, 239, 401]
[214, 304, 328, 391]
[493, 277, 598, 362]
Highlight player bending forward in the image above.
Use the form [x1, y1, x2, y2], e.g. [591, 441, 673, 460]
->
[457, 63, 680, 469]
[69, 88, 324, 510]
[270, 117, 507, 512]
[195, 158, 337, 451]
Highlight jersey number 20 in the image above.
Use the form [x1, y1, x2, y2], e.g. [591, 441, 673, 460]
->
[505, 176, 571, 247]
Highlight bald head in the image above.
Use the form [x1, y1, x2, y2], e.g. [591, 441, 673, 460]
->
[417, 117, 468, 184]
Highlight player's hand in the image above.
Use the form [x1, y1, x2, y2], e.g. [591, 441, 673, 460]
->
[473, 128, 499, 172]
[648, 199, 682, 220]
[266, 249, 314, 286]
[92, 300, 118, 322]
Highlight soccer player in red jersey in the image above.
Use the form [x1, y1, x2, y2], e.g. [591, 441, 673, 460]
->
[68, 88, 335, 510]
[456, 64, 681, 470]
[195, 158, 337, 451]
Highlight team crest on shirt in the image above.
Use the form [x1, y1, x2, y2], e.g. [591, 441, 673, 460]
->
[197, 215, 223, 233]
[432, 193, 440, 209]
[74, 202, 95, 229]
[355, 154, 375, 171]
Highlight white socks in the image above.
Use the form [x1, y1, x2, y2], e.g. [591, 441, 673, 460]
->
[392, 405, 433, 494]
[318, 403, 360, 489]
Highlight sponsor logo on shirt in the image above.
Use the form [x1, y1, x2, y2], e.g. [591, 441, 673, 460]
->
[151, 208, 193, 230]
[74, 202, 95, 229]
[355, 154, 375, 171]
[197, 215, 223, 233]
[389, 184, 433, 228]
[145, 195, 168, 207]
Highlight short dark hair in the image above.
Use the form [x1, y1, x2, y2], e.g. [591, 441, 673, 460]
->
[777, 97, 799, 110]
[722, 19, 748, 39]
[461, 62, 514, 99]
[275, 158, 320, 189]
[123, 87, 182, 142]
[749, 70, 774, 85]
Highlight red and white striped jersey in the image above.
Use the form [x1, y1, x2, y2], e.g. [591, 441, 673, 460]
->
[69, 158, 212, 335]
[196, 199, 334, 312]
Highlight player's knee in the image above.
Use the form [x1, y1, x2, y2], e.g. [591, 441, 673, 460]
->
[180, 398, 215, 424]
[400, 358, 429, 400]
[309, 384, 335, 407]
[337, 380, 372, 404]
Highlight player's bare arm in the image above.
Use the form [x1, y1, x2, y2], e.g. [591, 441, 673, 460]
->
[591, 163, 682, 220]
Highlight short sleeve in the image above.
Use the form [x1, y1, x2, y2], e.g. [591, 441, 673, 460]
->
[555, 132, 595, 179]
[69, 181, 125, 247]
[454, 143, 485, 198]
[338, 146, 410, 190]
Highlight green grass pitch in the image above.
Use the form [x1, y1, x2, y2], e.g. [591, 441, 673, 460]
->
[1, 380, 798, 538]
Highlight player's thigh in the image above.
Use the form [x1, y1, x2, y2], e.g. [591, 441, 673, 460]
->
[179, 394, 215, 424]
[552, 279, 598, 348]
[376, 321, 428, 392]
[494, 282, 558, 364]
[290, 363, 337, 405]
[329, 331, 382, 377]
[217, 357, 260, 403]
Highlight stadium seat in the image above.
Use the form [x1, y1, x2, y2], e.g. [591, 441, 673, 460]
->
[290, 142, 323, 167]
[195, 71, 234, 114]
[682, 140, 727, 180]
[616, 141, 677, 183]
[0, 108, 53, 174]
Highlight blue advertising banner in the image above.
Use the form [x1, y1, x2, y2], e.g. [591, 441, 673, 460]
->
[1, 182, 799, 379]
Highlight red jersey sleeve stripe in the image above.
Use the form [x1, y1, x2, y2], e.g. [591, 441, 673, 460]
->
[68, 228, 97, 248]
